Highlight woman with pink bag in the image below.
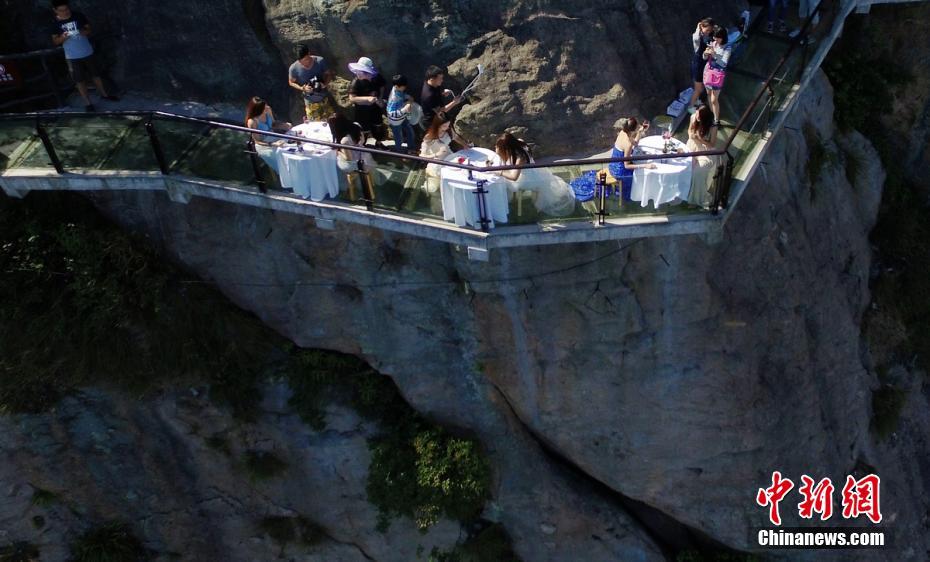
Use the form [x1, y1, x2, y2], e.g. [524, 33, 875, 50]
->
[702, 27, 732, 127]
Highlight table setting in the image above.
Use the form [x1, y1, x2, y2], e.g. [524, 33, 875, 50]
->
[630, 134, 694, 208]
[438, 147, 510, 228]
[273, 121, 339, 202]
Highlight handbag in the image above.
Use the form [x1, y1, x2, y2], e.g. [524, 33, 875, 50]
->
[703, 65, 726, 88]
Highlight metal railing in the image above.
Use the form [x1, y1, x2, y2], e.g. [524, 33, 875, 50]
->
[0, 1, 832, 234]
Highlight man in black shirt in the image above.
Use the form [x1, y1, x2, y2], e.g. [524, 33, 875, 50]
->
[420, 65, 464, 128]
[50, 0, 118, 111]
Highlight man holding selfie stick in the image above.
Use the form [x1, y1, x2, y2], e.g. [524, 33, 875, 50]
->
[51, 0, 118, 112]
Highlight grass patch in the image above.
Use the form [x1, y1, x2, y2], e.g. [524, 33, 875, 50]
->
[825, 16, 930, 376]
[0, 192, 284, 420]
[0, 192, 494, 534]
[823, 17, 911, 133]
[258, 515, 324, 547]
[0, 542, 39, 562]
[803, 122, 837, 198]
[429, 524, 519, 562]
[243, 450, 288, 481]
[30, 487, 59, 508]
[205, 434, 232, 456]
[69, 522, 146, 562]
[871, 384, 908, 439]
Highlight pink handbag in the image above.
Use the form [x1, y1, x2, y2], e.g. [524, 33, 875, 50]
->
[703, 65, 726, 88]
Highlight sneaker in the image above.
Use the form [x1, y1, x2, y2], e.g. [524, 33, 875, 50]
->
[85, 104, 96, 112]
[765, 21, 774, 33]
[101, 94, 120, 102]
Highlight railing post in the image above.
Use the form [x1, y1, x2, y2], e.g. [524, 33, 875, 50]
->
[711, 152, 735, 214]
[357, 158, 374, 211]
[35, 116, 64, 174]
[595, 170, 608, 226]
[244, 137, 268, 194]
[762, 85, 776, 137]
[144, 116, 170, 175]
[473, 178, 490, 232]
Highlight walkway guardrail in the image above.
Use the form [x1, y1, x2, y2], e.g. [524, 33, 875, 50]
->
[0, 1, 835, 242]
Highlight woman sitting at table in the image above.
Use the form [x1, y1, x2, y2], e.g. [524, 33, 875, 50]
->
[419, 114, 469, 193]
[569, 116, 656, 203]
[245, 96, 291, 172]
[329, 113, 378, 200]
[686, 105, 721, 208]
[491, 132, 575, 216]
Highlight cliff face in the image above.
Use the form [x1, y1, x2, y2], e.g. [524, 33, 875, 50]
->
[0, 386, 464, 560]
[4, 1, 930, 559]
[74, 69, 927, 559]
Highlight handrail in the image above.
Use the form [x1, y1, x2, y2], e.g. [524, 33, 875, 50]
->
[0, 109, 745, 174]
[0, 47, 64, 60]
[0, 3, 830, 186]
[723, 0, 827, 152]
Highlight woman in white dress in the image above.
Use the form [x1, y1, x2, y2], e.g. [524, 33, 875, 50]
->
[491, 132, 575, 216]
[419, 115, 469, 192]
[686, 105, 721, 208]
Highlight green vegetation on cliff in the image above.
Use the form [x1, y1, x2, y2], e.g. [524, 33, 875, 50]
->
[825, 15, 920, 439]
[0, 192, 494, 537]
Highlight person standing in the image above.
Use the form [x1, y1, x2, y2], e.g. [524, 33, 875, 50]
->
[420, 65, 464, 127]
[386, 74, 416, 153]
[288, 45, 333, 121]
[50, 0, 118, 112]
[686, 18, 715, 113]
[702, 27, 732, 126]
[347, 56, 387, 146]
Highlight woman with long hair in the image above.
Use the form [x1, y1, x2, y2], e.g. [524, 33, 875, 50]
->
[492, 132, 575, 216]
[702, 26, 732, 126]
[245, 96, 290, 145]
[610, 117, 657, 201]
[245, 96, 290, 172]
[328, 112, 377, 200]
[686, 105, 721, 208]
[419, 114, 469, 192]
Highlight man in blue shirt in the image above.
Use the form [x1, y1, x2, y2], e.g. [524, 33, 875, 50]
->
[51, 0, 118, 112]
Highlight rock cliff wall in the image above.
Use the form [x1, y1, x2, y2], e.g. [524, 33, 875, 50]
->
[4, 0, 743, 154]
[74, 69, 929, 559]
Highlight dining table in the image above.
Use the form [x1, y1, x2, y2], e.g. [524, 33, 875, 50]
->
[274, 121, 340, 202]
[439, 147, 510, 229]
[630, 135, 693, 208]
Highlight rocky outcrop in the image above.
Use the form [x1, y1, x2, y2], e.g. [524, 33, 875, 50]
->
[0, 384, 462, 561]
[5, 0, 744, 154]
[75, 69, 929, 559]
[261, 0, 743, 154]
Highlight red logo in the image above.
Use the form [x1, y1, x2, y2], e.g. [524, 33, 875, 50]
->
[756, 471, 795, 526]
[757, 472, 882, 525]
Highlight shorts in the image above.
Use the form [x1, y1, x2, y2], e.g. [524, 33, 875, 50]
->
[304, 97, 334, 121]
[66, 54, 98, 83]
[690, 54, 707, 84]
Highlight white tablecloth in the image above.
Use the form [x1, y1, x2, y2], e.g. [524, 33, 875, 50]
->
[631, 135, 693, 207]
[274, 122, 339, 201]
[439, 147, 509, 228]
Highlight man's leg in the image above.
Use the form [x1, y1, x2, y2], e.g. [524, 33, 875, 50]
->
[75, 81, 92, 107]
[91, 76, 114, 99]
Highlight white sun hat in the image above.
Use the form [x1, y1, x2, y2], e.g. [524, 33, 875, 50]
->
[347, 56, 378, 76]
